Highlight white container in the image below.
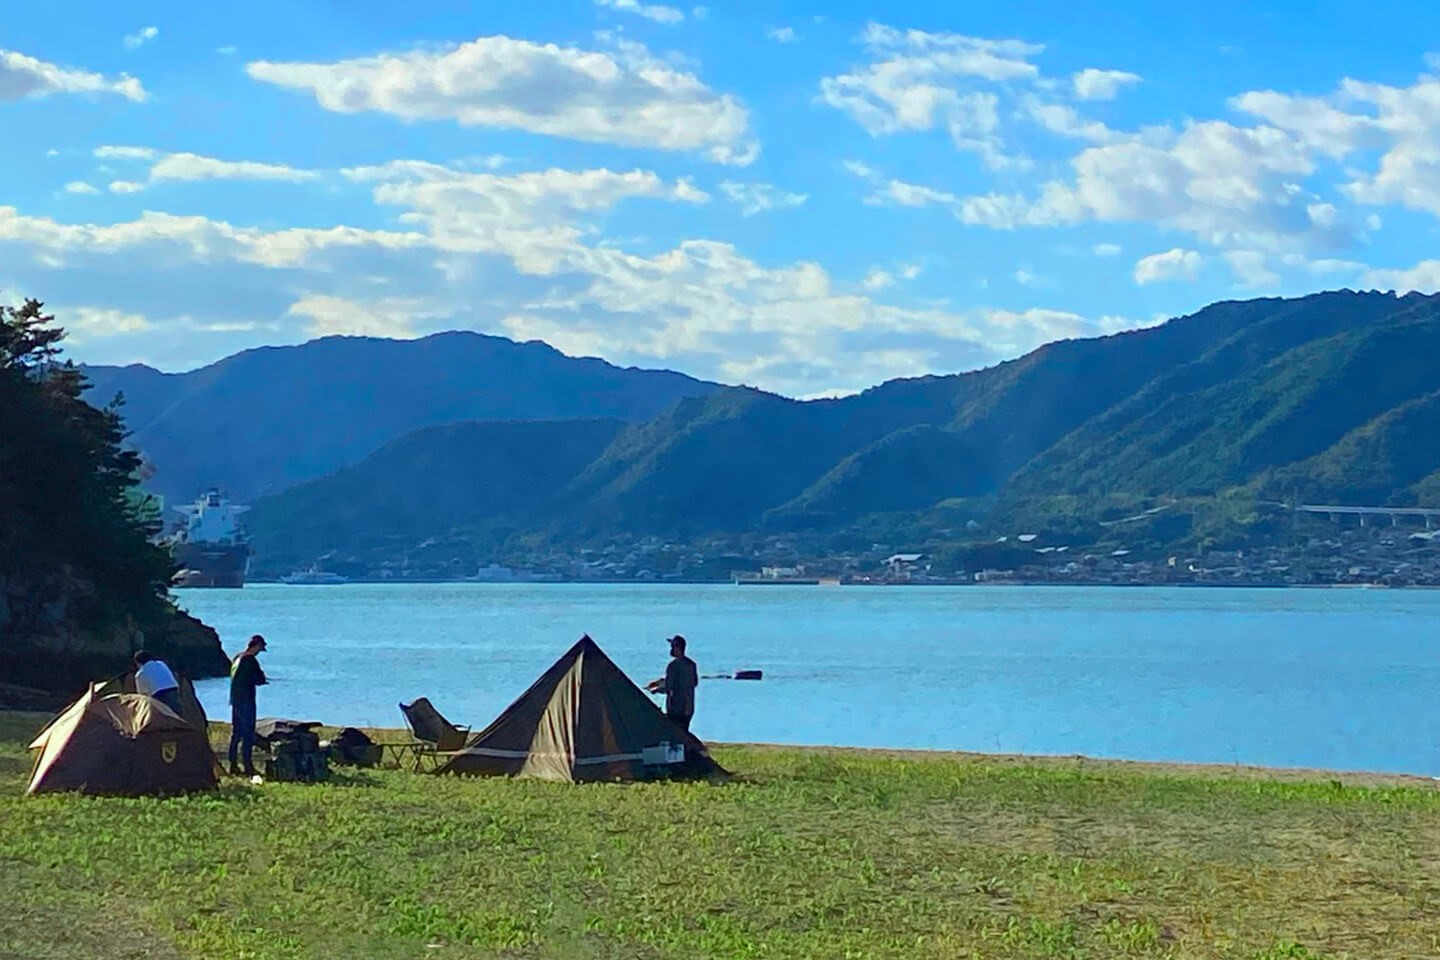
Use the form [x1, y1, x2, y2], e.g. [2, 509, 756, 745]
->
[643, 741, 686, 765]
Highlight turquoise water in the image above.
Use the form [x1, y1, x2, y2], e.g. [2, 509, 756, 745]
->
[180, 584, 1440, 775]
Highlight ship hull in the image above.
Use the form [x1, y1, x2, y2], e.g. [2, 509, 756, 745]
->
[173, 542, 251, 589]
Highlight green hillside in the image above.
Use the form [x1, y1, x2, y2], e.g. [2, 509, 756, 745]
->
[244, 290, 1440, 567]
[247, 419, 626, 572]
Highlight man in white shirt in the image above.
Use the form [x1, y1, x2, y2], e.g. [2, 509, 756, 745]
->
[133, 650, 183, 715]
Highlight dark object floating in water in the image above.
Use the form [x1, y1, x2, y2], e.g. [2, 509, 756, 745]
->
[733, 670, 763, 681]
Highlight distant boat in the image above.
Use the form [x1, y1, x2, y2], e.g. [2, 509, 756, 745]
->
[170, 489, 251, 589]
[281, 567, 349, 585]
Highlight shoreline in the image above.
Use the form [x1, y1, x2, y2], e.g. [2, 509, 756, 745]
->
[225, 578, 1430, 589]
[8, 706, 1429, 788]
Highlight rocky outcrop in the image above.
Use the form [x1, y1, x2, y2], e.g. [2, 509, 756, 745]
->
[0, 569, 229, 699]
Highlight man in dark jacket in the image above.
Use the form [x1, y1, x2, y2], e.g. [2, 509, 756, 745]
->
[647, 635, 699, 732]
[228, 634, 268, 776]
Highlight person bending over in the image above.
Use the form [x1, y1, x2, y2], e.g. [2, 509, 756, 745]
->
[133, 650, 183, 715]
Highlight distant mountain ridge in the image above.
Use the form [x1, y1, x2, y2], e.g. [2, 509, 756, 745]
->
[83, 331, 720, 503]
[243, 289, 1440, 569]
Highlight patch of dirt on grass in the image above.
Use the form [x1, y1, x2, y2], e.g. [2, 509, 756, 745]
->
[0, 897, 186, 960]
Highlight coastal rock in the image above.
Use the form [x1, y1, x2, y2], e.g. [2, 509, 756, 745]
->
[0, 570, 229, 698]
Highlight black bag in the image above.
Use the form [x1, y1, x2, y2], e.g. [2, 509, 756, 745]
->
[264, 729, 329, 783]
[330, 727, 381, 768]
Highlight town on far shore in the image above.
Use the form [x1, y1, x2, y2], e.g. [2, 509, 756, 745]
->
[250, 508, 1440, 589]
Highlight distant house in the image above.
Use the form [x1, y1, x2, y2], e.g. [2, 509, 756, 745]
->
[884, 553, 924, 579]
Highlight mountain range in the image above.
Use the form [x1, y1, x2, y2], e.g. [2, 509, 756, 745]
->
[83, 331, 718, 504]
[90, 290, 1440, 570]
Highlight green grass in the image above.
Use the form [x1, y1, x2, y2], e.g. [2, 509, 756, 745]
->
[2, 711, 1438, 960]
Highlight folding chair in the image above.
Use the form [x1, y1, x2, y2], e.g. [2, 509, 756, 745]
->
[395, 697, 472, 772]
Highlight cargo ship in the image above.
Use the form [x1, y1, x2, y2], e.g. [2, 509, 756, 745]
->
[169, 489, 251, 588]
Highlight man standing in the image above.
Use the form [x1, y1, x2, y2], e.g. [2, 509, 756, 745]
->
[133, 650, 183, 715]
[649, 635, 699, 733]
[228, 635, 268, 776]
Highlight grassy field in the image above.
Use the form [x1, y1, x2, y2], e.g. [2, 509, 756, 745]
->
[2, 711, 1438, 960]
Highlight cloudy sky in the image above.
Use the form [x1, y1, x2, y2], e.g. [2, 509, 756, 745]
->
[5, 1, 1440, 397]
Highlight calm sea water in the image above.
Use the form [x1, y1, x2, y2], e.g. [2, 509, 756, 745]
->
[179, 584, 1440, 775]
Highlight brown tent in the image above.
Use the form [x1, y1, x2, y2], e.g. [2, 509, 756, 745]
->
[27, 686, 220, 797]
[96, 669, 211, 733]
[435, 635, 727, 783]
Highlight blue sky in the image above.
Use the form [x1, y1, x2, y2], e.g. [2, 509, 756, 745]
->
[5, 1, 1440, 396]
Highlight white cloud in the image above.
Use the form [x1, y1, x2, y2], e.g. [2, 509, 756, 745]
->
[0, 205, 426, 270]
[842, 159, 878, 179]
[64, 182, 99, 196]
[1024, 100, 1116, 142]
[1092, 242, 1121, 257]
[0, 155, 1138, 397]
[95, 146, 158, 160]
[1072, 68, 1140, 101]
[286, 294, 431, 339]
[95, 146, 321, 190]
[343, 161, 708, 227]
[1230, 72, 1440, 218]
[718, 181, 808, 216]
[1281, 254, 1365, 276]
[216, 46, 238, 57]
[1014, 268, 1046, 287]
[1223, 250, 1279, 288]
[70, 307, 149, 337]
[765, 26, 798, 43]
[1134, 248, 1203, 284]
[861, 267, 893, 290]
[594, 0, 685, 24]
[886, 180, 960, 207]
[1362, 260, 1440, 293]
[955, 120, 1360, 252]
[124, 27, 159, 50]
[820, 23, 1042, 169]
[0, 48, 146, 102]
[246, 35, 756, 164]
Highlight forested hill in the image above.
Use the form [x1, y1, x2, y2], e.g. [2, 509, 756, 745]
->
[246, 290, 1440, 569]
[83, 331, 719, 504]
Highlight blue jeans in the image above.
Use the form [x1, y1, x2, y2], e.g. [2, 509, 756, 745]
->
[229, 700, 257, 771]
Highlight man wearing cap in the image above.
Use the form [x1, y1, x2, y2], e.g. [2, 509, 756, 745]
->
[228, 634, 269, 776]
[647, 635, 699, 733]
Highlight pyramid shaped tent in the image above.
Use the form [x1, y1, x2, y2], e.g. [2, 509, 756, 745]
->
[436, 635, 726, 783]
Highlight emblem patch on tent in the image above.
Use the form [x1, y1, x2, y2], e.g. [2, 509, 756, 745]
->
[161, 741, 178, 764]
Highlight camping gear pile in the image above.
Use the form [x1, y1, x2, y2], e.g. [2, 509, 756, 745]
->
[255, 718, 329, 782]
[327, 726, 382, 768]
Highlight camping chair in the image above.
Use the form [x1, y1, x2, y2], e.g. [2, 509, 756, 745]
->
[394, 698, 473, 772]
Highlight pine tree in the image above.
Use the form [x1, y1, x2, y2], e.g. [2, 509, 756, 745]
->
[1, 299, 176, 645]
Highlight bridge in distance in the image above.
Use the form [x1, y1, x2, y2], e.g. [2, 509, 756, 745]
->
[1295, 504, 1440, 527]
